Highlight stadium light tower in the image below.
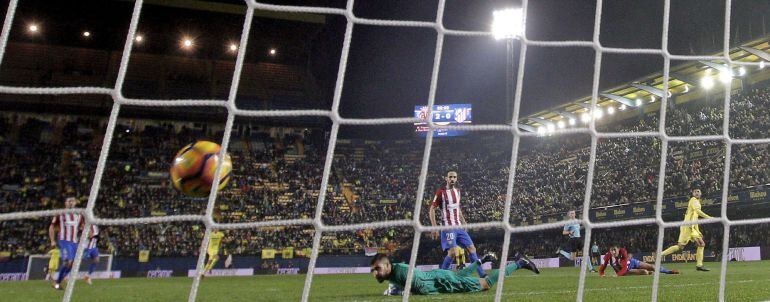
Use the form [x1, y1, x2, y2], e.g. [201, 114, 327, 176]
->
[718, 71, 732, 84]
[181, 37, 194, 49]
[27, 24, 39, 34]
[492, 8, 524, 40]
[492, 8, 524, 125]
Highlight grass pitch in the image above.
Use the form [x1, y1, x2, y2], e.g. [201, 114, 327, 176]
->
[2, 261, 770, 301]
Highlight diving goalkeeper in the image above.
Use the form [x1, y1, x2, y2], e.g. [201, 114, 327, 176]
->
[370, 252, 539, 295]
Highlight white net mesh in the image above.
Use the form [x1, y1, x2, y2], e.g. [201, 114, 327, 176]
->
[0, 0, 768, 301]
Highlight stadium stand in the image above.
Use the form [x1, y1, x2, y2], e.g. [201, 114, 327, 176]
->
[2, 86, 770, 261]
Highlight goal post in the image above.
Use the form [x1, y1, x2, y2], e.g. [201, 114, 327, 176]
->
[26, 254, 113, 280]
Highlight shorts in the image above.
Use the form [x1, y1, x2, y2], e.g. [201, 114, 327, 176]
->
[628, 258, 642, 270]
[563, 237, 583, 253]
[83, 248, 99, 260]
[207, 250, 220, 259]
[440, 230, 474, 251]
[58, 240, 78, 262]
[677, 226, 703, 245]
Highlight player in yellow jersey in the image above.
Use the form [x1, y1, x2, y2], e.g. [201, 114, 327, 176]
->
[202, 230, 225, 276]
[46, 248, 60, 282]
[453, 246, 466, 270]
[661, 188, 713, 271]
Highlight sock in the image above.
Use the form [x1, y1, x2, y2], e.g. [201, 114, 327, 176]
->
[204, 261, 212, 272]
[484, 262, 519, 288]
[469, 252, 485, 277]
[585, 257, 594, 271]
[441, 255, 453, 270]
[659, 266, 672, 274]
[205, 258, 218, 272]
[661, 245, 680, 256]
[696, 246, 704, 267]
[88, 262, 96, 275]
[457, 261, 479, 277]
[56, 265, 70, 284]
[559, 250, 573, 260]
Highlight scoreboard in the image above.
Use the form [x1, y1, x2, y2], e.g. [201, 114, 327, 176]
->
[414, 104, 473, 137]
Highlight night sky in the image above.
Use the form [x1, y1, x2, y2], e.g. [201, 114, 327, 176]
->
[2, 0, 769, 127]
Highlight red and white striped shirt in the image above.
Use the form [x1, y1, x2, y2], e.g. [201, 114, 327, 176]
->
[52, 213, 83, 242]
[432, 187, 463, 226]
[87, 225, 99, 249]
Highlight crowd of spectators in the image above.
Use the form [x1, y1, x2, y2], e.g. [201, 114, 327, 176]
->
[1, 86, 770, 261]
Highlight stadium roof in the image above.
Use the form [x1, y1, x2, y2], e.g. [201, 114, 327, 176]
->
[133, 0, 327, 24]
[520, 36, 770, 131]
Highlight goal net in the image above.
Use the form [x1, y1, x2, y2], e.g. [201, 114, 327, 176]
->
[0, 0, 766, 302]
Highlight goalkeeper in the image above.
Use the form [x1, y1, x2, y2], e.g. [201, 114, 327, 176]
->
[371, 252, 539, 295]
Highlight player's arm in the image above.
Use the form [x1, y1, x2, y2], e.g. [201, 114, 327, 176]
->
[693, 205, 712, 219]
[429, 192, 440, 240]
[91, 227, 102, 240]
[562, 226, 572, 235]
[48, 217, 58, 247]
[599, 252, 610, 277]
[616, 249, 630, 276]
[458, 209, 467, 225]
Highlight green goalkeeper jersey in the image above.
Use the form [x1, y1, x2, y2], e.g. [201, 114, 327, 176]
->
[388, 263, 482, 295]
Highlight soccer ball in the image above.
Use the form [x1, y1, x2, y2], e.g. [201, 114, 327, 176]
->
[170, 141, 232, 198]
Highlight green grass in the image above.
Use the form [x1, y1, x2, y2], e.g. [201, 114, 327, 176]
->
[2, 261, 770, 301]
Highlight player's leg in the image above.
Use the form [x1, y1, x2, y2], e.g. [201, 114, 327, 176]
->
[694, 236, 709, 271]
[54, 241, 75, 288]
[457, 253, 497, 277]
[662, 227, 689, 256]
[624, 269, 651, 275]
[456, 230, 485, 277]
[620, 258, 649, 275]
[457, 260, 479, 277]
[205, 253, 219, 273]
[452, 247, 466, 270]
[483, 254, 540, 289]
[87, 249, 98, 275]
[557, 238, 574, 260]
[636, 261, 655, 273]
[47, 257, 59, 282]
[637, 261, 679, 274]
[574, 239, 595, 272]
[440, 231, 456, 270]
[84, 249, 99, 285]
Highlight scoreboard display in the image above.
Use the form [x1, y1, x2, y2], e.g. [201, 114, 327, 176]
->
[414, 104, 473, 137]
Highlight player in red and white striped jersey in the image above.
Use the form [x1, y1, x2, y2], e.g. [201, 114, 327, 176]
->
[48, 197, 83, 290]
[82, 225, 103, 285]
[428, 170, 486, 277]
